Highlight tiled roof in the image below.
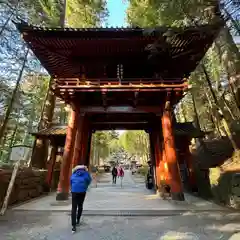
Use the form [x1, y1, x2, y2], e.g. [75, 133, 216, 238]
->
[32, 122, 204, 138]
[15, 20, 223, 79]
[31, 125, 66, 137]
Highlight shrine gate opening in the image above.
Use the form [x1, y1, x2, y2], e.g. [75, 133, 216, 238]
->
[16, 20, 223, 201]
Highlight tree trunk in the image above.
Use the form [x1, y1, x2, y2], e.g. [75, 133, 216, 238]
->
[0, 131, 8, 160]
[0, 48, 29, 146]
[181, 102, 187, 122]
[222, 93, 235, 120]
[60, 0, 67, 27]
[214, 27, 240, 107]
[204, 91, 223, 138]
[214, 42, 240, 111]
[202, 65, 238, 150]
[209, 113, 222, 138]
[30, 78, 56, 168]
[6, 121, 19, 162]
[191, 89, 210, 153]
[30, 0, 67, 169]
[191, 91, 201, 130]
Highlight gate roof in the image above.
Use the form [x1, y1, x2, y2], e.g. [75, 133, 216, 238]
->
[16, 21, 223, 81]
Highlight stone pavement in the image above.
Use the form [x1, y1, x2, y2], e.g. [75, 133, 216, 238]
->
[1, 170, 239, 239]
[12, 170, 227, 214]
[1, 210, 240, 239]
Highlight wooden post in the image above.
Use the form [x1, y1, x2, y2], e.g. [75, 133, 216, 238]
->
[0, 160, 20, 215]
[45, 143, 57, 192]
[152, 128, 162, 191]
[79, 118, 90, 166]
[149, 130, 157, 190]
[162, 100, 184, 201]
[56, 108, 78, 201]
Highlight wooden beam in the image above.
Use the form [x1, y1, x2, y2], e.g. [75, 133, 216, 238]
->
[92, 121, 148, 125]
[55, 78, 184, 84]
[91, 124, 149, 130]
[76, 106, 162, 114]
[54, 83, 187, 89]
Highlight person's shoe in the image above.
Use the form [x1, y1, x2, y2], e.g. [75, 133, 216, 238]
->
[76, 219, 80, 225]
[72, 226, 76, 233]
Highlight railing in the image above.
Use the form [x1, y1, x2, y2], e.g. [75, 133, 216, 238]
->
[52, 78, 188, 92]
[54, 77, 186, 85]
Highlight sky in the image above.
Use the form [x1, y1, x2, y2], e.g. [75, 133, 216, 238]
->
[106, 0, 128, 27]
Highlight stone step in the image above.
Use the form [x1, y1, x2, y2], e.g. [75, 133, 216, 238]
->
[12, 208, 230, 216]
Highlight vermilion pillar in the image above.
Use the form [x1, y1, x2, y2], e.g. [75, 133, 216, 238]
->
[159, 145, 169, 184]
[162, 102, 184, 201]
[72, 115, 90, 167]
[149, 130, 157, 190]
[79, 119, 90, 166]
[56, 107, 78, 201]
[148, 130, 156, 189]
[152, 129, 162, 190]
[72, 114, 85, 168]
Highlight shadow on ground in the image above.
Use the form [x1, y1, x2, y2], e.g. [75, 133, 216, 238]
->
[0, 210, 240, 239]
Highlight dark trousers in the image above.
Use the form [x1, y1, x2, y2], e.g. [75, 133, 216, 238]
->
[71, 192, 86, 227]
[112, 175, 117, 184]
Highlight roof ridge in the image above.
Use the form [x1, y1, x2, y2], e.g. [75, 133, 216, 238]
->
[14, 19, 224, 33]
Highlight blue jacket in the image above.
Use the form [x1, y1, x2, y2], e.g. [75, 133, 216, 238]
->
[70, 169, 92, 193]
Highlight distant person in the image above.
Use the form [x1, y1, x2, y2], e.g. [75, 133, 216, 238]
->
[118, 166, 124, 177]
[118, 166, 125, 187]
[70, 165, 92, 233]
[112, 165, 118, 184]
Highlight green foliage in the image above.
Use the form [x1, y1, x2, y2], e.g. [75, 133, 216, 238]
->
[119, 131, 150, 164]
[19, 0, 108, 27]
[0, 0, 108, 163]
[0, 74, 49, 161]
[127, 0, 219, 27]
[90, 131, 120, 164]
[66, 0, 108, 27]
[127, 0, 240, 140]
[137, 165, 148, 176]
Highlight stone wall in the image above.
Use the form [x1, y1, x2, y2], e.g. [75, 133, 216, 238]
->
[0, 167, 47, 207]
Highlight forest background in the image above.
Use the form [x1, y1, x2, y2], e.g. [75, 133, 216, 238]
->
[0, 0, 240, 169]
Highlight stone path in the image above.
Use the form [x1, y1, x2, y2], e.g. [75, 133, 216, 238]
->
[12, 170, 227, 213]
[1, 208, 240, 239]
[1, 170, 239, 239]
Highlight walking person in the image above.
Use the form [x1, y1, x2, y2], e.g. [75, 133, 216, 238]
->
[112, 165, 118, 184]
[70, 165, 92, 233]
[117, 165, 124, 187]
